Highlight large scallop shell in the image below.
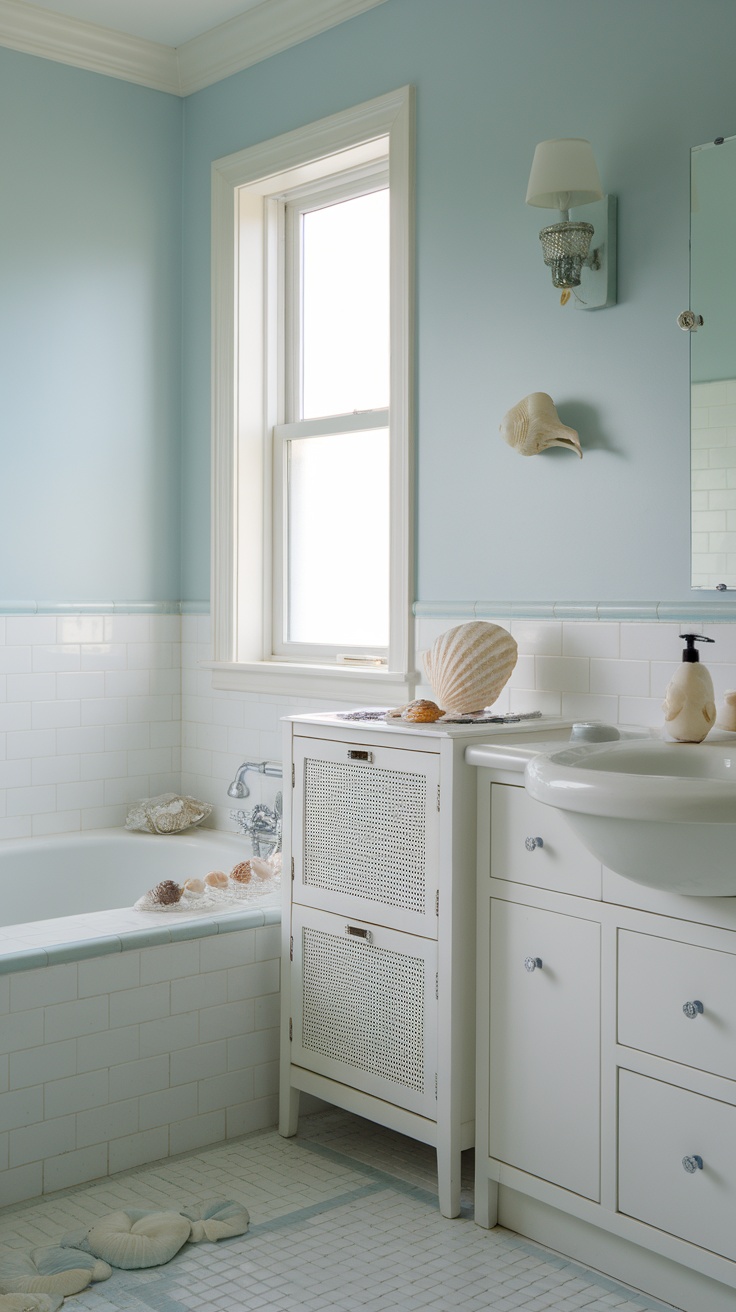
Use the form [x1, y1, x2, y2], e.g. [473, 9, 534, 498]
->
[500, 392, 581, 458]
[422, 622, 518, 713]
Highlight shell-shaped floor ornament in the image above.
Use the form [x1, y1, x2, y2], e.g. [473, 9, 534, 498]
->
[500, 392, 582, 458]
[423, 621, 518, 714]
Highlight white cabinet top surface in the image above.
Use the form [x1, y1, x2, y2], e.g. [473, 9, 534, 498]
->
[286, 711, 573, 743]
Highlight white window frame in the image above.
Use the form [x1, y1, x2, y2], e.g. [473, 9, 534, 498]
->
[208, 87, 415, 701]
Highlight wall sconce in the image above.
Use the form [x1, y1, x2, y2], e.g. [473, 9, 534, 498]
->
[526, 138, 617, 308]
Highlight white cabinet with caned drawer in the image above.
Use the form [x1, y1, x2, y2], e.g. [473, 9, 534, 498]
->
[279, 712, 488, 1219]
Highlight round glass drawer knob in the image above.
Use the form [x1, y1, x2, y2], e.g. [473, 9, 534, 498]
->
[524, 956, 543, 973]
[525, 836, 544, 852]
[682, 1155, 703, 1173]
[683, 1000, 704, 1019]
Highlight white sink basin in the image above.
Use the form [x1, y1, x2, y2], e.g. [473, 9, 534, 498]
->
[525, 738, 736, 896]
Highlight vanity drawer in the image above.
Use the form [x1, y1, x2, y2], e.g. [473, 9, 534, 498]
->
[618, 930, 736, 1080]
[619, 1069, 736, 1262]
[490, 784, 601, 897]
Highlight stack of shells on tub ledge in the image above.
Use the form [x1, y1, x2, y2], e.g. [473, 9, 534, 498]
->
[133, 854, 282, 914]
[125, 791, 282, 915]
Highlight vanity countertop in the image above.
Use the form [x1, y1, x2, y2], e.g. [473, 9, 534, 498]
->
[464, 737, 574, 774]
[465, 725, 658, 774]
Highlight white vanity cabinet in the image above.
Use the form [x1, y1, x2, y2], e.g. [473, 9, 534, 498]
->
[280, 711, 512, 1219]
[474, 760, 736, 1312]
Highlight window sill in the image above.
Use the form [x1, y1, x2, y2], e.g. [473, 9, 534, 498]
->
[204, 660, 417, 703]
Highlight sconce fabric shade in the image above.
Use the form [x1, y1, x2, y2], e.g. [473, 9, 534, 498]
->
[526, 138, 603, 211]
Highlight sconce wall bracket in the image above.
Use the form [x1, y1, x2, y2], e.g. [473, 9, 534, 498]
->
[570, 194, 617, 309]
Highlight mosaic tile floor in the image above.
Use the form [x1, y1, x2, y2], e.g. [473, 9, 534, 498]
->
[0, 1110, 677, 1312]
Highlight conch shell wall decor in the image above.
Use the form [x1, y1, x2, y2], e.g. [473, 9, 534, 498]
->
[500, 392, 582, 458]
[423, 621, 518, 714]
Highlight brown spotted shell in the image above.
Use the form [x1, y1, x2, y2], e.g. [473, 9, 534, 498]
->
[230, 861, 252, 884]
[422, 621, 518, 713]
[151, 879, 182, 906]
[401, 699, 444, 723]
[205, 870, 228, 889]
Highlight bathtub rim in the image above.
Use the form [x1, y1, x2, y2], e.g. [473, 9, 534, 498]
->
[0, 826, 281, 974]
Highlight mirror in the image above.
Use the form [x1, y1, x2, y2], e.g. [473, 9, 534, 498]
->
[691, 135, 736, 589]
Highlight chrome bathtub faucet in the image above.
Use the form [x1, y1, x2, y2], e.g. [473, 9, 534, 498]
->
[230, 795, 282, 858]
[227, 760, 283, 857]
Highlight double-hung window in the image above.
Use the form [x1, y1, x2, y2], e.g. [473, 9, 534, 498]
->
[274, 171, 390, 664]
[210, 88, 414, 701]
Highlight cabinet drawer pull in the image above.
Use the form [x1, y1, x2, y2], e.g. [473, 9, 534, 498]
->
[683, 1000, 704, 1019]
[524, 956, 543, 973]
[347, 749, 373, 763]
[345, 924, 373, 944]
[525, 836, 544, 852]
[682, 1154, 704, 1173]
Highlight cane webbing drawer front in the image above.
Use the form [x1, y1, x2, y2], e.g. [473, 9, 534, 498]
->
[293, 738, 440, 935]
[291, 905, 437, 1119]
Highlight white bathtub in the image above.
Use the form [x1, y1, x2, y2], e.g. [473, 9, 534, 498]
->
[0, 828, 283, 1202]
[0, 827, 265, 932]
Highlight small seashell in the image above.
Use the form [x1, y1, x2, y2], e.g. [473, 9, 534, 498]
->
[151, 880, 182, 906]
[230, 861, 252, 884]
[205, 870, 228, 889]
[423, 621, 517, 714]
[385, 705, 407, 719]
[183, 877, 205, 894]
[250, 857, 273, 880]
[499, 392, 582, 458]
[401, 699, 444, 723]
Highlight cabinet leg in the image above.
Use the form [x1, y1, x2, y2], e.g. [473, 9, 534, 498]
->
[436, 1142, 461, 1219]
[279, 1082, 300, 1138]
[473, 1176, 498, 1229]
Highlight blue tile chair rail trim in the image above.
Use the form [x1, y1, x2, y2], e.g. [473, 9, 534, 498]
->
[0, 600, 188, 615]
[416, 597, 736, 622]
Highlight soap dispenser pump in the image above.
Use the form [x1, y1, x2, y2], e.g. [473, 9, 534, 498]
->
[662, 633, 716, 743]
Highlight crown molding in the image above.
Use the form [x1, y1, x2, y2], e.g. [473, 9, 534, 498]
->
[0, 0, 181, 92]
[178, 0, 387, 95]
[0, 0, 387, 96]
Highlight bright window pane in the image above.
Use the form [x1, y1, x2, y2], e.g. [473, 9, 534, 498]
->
[302, 190, 389, 419]
[287, 429, 389, 647]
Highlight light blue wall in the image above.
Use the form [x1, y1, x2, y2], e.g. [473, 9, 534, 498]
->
[0, 48, 182, 604]
[6, 2, 736, 609]
[180, 0, 736, 606]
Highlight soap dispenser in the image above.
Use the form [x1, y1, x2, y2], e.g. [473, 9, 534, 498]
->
[662, 633, 716, 743]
